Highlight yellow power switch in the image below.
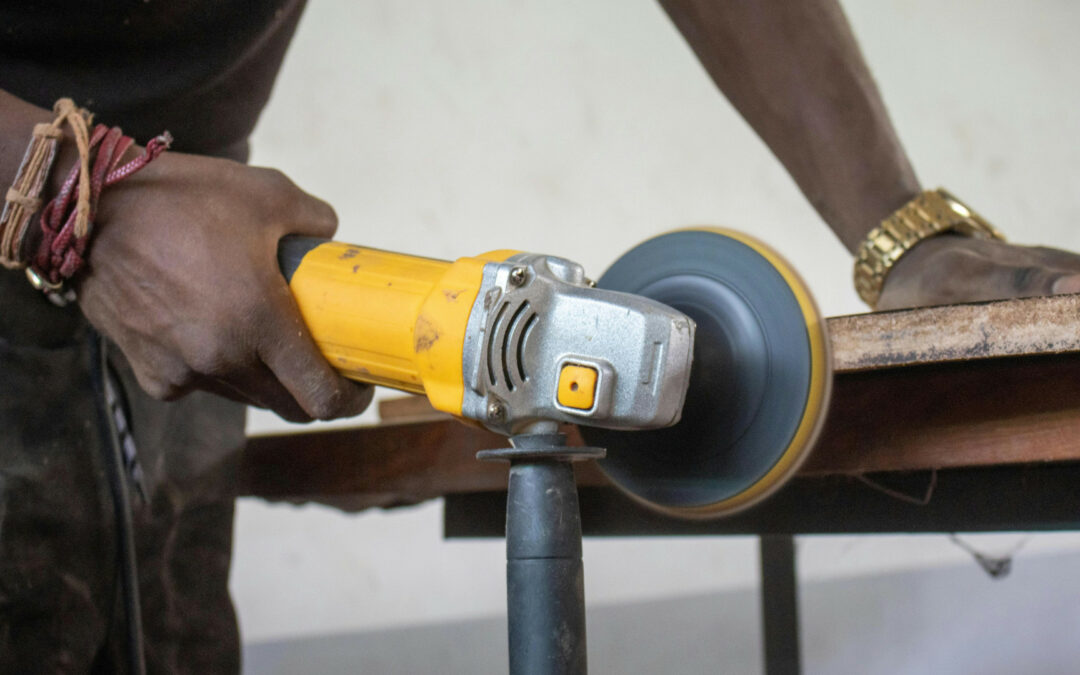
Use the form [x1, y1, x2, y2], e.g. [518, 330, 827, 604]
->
[557, 364, 598, 410]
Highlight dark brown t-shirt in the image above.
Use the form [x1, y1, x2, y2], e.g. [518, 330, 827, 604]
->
[0, 0, 307, 160]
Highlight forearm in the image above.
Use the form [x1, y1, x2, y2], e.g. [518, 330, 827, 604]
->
[659, 0, 920, 252]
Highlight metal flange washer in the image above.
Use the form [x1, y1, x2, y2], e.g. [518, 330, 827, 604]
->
[584, 228, 832, 518]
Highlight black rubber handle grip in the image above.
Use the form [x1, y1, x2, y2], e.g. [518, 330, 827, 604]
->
[277, 235, 329, 283]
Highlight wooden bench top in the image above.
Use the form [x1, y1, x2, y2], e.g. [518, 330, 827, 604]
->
[241, 294, 1080, 512]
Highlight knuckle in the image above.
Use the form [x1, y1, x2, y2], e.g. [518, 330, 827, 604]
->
[1011, 265, 1050, 292]
[185, 346, 229, 377]
[136, 369, 187, 401]
[138, 376, 173, 400]
[254, 168, 298, 210]
[244, 298, 276, 330]
[127, 346, 192, 400]
[180, 325, 246, 378]
[258, 166, 294, 190]
[166, 368, 197, 398]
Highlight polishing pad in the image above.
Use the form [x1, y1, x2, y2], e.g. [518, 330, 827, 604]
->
[583, 229, 831, 518]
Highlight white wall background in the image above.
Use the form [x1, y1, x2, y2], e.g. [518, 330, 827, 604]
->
[234, 0, 1080, 666]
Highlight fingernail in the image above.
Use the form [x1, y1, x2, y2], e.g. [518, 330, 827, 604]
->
[1052, 275, 1080, 294]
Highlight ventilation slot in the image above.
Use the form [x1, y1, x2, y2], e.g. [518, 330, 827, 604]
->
[515, 313, 538, 383]
[486, 300, 536, 391]
[486, 301, 508, 387]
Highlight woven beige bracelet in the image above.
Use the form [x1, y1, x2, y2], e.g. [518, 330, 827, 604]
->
[0, 99, 92, 269]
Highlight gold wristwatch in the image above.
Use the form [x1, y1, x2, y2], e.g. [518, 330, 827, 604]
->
[853, 188, 1005, 308]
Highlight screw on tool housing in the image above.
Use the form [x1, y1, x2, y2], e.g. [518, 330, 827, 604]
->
[487, 400, 506, 422]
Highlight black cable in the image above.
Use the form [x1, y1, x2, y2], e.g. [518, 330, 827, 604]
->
[88, 329, 146, 675]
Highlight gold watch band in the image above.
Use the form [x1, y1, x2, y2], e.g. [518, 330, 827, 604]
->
[853, 188, 1005, 308]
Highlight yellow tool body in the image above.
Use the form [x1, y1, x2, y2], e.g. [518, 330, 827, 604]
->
[279, 229, 835, 521]
[279, 235, 696, 436]
[281, 239, 517, 415]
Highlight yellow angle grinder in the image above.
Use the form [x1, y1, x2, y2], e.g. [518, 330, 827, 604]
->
[278, 228, 830, 518]
[279, 228, 830, 674]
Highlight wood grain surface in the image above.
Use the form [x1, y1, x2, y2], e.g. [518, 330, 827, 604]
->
[828, 293, 1080, 372]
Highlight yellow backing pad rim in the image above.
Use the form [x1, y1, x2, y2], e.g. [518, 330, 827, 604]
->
[609, 227, 833, 520]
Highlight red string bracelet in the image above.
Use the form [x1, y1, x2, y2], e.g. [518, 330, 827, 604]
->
[27, 123, 171, 305]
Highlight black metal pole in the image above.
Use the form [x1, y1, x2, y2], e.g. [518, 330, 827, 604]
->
[479, 433, 604, 675]
[759, 534, 801, 675]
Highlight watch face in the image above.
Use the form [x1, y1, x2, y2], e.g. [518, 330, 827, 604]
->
[936, 190, 1003, 240]
[938, 189, 973, 217]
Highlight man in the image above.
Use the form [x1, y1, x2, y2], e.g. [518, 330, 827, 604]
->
[1, 1, 1078, 672]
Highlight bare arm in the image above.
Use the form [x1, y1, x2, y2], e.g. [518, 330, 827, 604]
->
[660, 0, 1080, 308]
[658, 0, 918, 251]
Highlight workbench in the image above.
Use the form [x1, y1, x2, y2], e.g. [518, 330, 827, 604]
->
[241, 293, 1080, 674]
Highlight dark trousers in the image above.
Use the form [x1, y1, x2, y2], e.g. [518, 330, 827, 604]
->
[0, 270, 246, 674]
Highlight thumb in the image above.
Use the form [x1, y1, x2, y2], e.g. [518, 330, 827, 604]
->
[288, 193, 339, 240]
[1052, 274, 1080, 294]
